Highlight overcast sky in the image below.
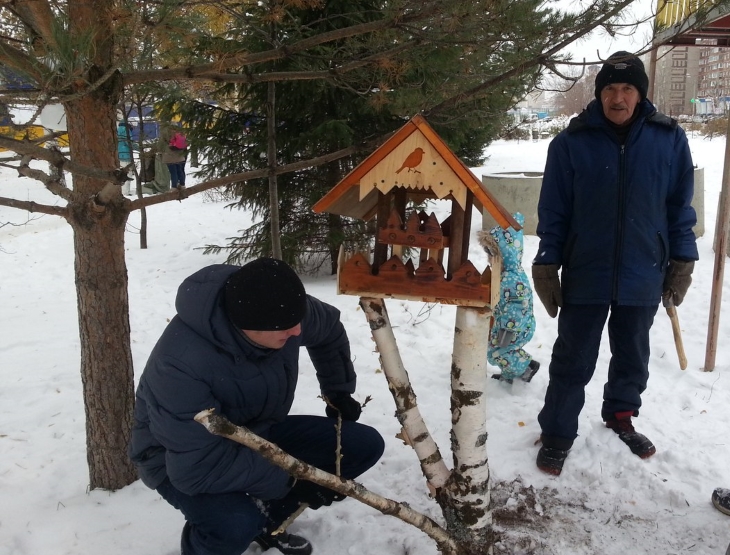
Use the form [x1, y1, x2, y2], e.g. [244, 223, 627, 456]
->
[561, 0, 655, 63]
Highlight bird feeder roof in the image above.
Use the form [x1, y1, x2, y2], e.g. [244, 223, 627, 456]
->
[312, 114, 519, 230]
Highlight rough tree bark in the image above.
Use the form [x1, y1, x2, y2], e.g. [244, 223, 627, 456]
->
[63, 1, 137, 488]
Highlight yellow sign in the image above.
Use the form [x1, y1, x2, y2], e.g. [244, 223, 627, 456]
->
[0, 125, 69, 152]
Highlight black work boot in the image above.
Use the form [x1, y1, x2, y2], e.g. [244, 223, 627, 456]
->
[712, 487, 730, 516]
[605, 411, 656, 459]
[491, 373, 513, 384]
[255, 531, 313, 555]
[536, 435, 573, 476]
[521, 360, 540, 383]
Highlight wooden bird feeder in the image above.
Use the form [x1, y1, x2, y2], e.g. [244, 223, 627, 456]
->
[313, 114, 519, 308]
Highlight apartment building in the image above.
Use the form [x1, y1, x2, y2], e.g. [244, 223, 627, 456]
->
[650, 46, 700, 117]
[696, 46, 730, 114]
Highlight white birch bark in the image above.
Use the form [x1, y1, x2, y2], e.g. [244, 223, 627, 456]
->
[194, 409, 459, 555]
[358, 296, 451, 490]
[445, 305, 492, 546]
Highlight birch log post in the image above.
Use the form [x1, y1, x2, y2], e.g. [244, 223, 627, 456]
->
[441, 305, 493, 552]
[194, 409, 458, 555]
[358, 296, 452, 490]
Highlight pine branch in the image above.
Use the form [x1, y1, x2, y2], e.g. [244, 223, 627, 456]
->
[426, 0, 637, 115]
[11, 0, 58, 52]
[122, 6, 440, 85]
[191, 40, 418, 85]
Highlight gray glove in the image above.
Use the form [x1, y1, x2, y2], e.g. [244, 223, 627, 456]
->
[663, 259, 694, 307]
[532, 264, 562, 318]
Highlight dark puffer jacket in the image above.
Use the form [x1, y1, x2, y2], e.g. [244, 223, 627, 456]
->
[128, 264, 356, 499]
[535, 99, 698, 305]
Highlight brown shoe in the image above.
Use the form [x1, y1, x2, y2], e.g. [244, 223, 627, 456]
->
[605, 412, 656, 459]
[536, 445, 569, 476]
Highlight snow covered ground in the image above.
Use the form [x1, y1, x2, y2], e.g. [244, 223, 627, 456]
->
[1, 131, 729, 555]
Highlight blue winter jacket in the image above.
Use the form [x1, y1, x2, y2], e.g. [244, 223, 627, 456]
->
[128, 264, 357, 498]
[534, 99, 698, 305]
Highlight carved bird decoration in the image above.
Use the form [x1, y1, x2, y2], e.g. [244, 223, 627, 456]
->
[395, 147, 425, 174]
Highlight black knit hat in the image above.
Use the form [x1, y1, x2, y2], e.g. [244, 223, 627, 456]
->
[224, 258, 306, 331]
[594, 51, 649, 100]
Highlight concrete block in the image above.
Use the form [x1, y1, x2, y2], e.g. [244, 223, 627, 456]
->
[481, 168, 705, 238]
[481, 172, 542, 235]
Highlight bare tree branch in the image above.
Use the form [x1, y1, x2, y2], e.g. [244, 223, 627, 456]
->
[0, 194, 68, 216]
[15, 156, 74, 201]
[0, 41, 46, 84]
[427, 0, 636, 115]
[194, 408, 459, 555]
[195, 41, 418, 85]
[127, 137, 388, 210]
[10, 0, 59, 52]
[0, 135, 127, 184]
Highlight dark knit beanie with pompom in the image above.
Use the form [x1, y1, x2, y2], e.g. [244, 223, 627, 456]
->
[224, 258, 306, 331]
[594, 51, 649, 100]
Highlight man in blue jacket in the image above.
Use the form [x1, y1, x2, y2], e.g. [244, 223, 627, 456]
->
[129, 258, 385, 555]
[531, 52, 697, 476]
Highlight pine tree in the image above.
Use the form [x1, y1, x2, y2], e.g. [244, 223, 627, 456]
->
[1, 0, 708, 496]
[170, 0, 542, 270]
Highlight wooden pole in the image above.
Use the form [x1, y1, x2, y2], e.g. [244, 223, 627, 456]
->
[665, 302, 688, 370]
[647, 45, 658, 103]
[703, 116, 730, 371]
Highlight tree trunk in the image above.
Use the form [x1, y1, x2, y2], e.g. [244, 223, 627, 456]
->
[360, 298, 495, 554]
[64, 65, 137, 489]
[438, 306, 493, 554]
[71, 206, 137, 489]
[268, 76, 282, 259]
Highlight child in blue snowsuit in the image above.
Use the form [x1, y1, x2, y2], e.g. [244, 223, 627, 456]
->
[479, 212, 539, 383]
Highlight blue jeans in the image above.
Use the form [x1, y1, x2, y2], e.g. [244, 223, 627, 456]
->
[167, 162, 186, 188]
[156, 415, 384, 555]
[537, 303, 658, 444]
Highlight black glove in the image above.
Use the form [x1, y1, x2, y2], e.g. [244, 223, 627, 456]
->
[532, 264, 562, 318]
[289, 479, 345, 510]
[324, 392, 361, 421]
[663, 259, 694, 307]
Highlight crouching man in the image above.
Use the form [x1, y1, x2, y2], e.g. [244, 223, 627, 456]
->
[129, 258, 385, 555]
